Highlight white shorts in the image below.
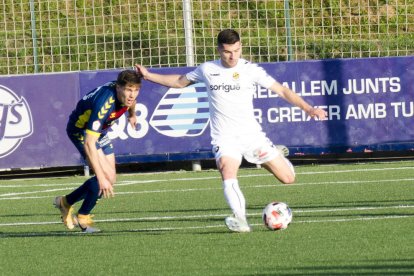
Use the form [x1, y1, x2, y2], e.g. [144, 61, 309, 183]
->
[212, 133, 281, 165]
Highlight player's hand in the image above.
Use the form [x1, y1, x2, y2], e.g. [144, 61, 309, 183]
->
[128, 115, 137, 129]
[135, 64, 149, 80]
[99, 179, 114, 198]
[308, 107, 328, 120]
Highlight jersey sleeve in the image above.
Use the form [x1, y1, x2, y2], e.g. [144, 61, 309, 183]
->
[185, 65, 205, 83]
[252, 64, 276, 89]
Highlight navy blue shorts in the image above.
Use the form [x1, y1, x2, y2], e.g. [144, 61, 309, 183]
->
[67, 129, 114, 160]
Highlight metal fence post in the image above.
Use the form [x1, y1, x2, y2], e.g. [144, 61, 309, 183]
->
[284, 0, 293, 61]
[29, 0, 39, 73]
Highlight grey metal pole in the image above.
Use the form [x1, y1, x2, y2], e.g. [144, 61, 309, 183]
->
[284, 0, 293, 61]
[182, 0, 195, 67]
[30, 0, 39, 73]
[183, 0, 201, 171]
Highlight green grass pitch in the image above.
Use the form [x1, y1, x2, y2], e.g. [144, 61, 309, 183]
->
[1, 161, 413, 275]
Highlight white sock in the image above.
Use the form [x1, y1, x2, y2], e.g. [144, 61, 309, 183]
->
[222, 179, 246, 219]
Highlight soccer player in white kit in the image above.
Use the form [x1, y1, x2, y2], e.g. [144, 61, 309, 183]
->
[136, 29, 327, 232]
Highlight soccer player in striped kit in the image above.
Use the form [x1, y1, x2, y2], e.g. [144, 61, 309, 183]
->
[54, 69, 142, 233]
[136, 29, 327, 232]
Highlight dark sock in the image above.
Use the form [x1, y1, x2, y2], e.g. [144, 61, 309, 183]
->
[65, 177, 96, 205]
[78, 176, 102, 215]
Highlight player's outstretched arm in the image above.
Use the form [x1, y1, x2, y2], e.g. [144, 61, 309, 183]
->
[270, 81, 327, 120]
[135, 64, 191, 88]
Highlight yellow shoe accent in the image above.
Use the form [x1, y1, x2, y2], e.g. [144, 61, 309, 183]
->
[53, 196, 75, 230]
[75, 214, 101, 233]
[76, 214, 94, 227]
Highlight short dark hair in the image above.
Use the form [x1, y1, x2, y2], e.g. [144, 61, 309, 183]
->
[116, 69, 142, 86]
[217, 29, 240, 47]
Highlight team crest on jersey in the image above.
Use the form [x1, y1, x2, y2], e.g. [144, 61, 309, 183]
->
[0, 85, 33, 158]
[232, 72, 240, 81]
[150, 83, 210, 137]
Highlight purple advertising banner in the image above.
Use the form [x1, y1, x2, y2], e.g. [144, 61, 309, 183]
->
[259, 57, 414, 154]
[1, 56, 413, 169]
[0, 73, 81, 169]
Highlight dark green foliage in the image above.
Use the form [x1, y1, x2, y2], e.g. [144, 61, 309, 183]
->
[0, 0, 412, 74]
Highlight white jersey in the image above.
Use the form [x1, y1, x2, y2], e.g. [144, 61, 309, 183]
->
[186, 58, 275, 143]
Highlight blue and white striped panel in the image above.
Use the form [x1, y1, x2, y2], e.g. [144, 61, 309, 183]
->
[150, 83, 210, 137]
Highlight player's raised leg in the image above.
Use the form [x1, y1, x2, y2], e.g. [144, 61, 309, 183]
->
[262, 154, 295, 184]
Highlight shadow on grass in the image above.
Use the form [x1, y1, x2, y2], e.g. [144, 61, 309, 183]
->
[0, 230, 110, 238]
[96, 206, 228, 217]
[0, 225, 232, 238]
[259, 258, 414, 275]
[250, 199, 414, 212]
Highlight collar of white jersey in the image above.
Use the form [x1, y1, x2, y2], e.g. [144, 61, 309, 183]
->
[218, 58, 248, 68]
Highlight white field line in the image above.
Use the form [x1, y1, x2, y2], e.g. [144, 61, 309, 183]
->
[122, 215, 413, 233]
[128, 215, 413, 232]
[1, 177, 414, 200]
[1, 166, 413, 189]
[0, 205, 413, 228]
[0, 215, 411, 236]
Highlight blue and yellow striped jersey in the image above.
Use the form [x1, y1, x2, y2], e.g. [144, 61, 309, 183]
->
[67, 81, 128, 137]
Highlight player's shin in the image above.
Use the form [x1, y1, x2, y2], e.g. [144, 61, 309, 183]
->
[77, 176, 101, 215]
[222, 179, 246, 219]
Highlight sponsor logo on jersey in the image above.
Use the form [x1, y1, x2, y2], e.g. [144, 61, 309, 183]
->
[0, 85, 33, 158]
[209, 83, 241, 93]
[92, 120, 101, 131]
[150, 83, 210, 137]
